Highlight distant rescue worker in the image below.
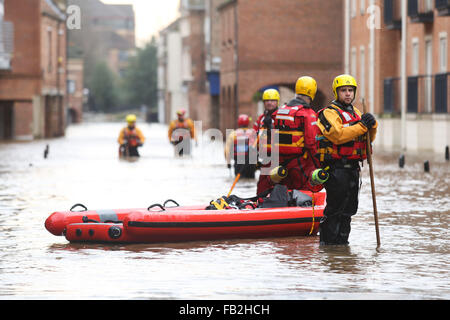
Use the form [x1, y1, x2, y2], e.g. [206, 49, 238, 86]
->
[315, 74, 378, 245]
[253, 88, 280, 156]
[118, 114, 145, 157]
[257, 76, 323, 195]
[225, 114, 257, 178]
[254, 88, 280, 191]
[168, 109, 196, 156]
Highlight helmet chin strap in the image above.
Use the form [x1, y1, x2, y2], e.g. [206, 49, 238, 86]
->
[343, 101, 354, 109]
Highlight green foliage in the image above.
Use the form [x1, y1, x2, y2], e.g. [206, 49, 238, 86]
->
[89, 62, 118, 112]
[252, 91, 263, 103]
[86, 38, 158, 113]
[122, 38, 158, 110]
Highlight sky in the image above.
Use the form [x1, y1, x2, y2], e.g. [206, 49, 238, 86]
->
[101, 0, 180, 47]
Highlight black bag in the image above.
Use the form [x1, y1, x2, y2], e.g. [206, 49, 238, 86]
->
[260, 185, 289, 208]
[290, 189, 313, 207]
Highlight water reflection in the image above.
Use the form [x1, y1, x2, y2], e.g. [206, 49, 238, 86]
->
[0, 122, 449, 299]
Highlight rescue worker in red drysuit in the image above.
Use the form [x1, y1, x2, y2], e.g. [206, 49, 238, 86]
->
[256, 76, 323, 195]
[253, 88, 280, 194]
[315, 74, 378, 245]
[224, 114, 257, 178]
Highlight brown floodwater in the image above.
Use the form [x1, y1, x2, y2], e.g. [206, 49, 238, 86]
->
[0, 121, 449, 299]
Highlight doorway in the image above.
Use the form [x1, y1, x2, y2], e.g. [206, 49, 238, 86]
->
[0, 101, 13, 140]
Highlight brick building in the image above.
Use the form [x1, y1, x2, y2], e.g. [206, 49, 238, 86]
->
[217, 0, 344, 132]
[181, 0, 210, 125]
[66, 58, 84, 123]
[67, 0, 136, 79]
[157, 18, 187, 124]
[158, 0, 225, 127]
[0, 0, 67, 140]
[347, 0, 449, 153]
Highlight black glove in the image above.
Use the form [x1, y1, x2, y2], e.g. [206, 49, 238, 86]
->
[227, 164, 231, 169]
[361, 113, 376, 129]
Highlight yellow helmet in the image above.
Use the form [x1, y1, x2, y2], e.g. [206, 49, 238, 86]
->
[176, 109, 186, 116]
[262, 88, 280, 102]
[126, 114, 137, 123]
[332, 74, 358, 99]
[295, 76, 317, 100]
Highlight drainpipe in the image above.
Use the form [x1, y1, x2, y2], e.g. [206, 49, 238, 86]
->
[401, 0, 407, 150]
[344, 0, 350, 74]
[234, 3, 239, 126]
[369, 0, 375, 114]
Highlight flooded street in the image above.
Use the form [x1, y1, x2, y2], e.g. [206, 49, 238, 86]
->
[0, 120, 449, 300]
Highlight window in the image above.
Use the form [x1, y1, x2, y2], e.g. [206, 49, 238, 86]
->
[439, 33, 448, 73]
[118, 50, 128, 62]
[351, 47, 357, 77]
[424, 37, 433, 112]
[351, 0, 356, 18]
[424, 0, 433, 12]
[47, 29, 52, 73]
[412, 38, 419, 76]
[360, 0, 365, 15]
[67, 80, 76, 94]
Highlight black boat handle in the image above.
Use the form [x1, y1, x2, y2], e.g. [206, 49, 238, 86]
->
[147, 204, 165, 211]
[70, 203, 88, 212]
[163, 199, 179, 207]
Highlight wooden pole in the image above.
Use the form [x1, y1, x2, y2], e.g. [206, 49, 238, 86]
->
[362, 99, 381, 248]
[227, 173, 241, 197]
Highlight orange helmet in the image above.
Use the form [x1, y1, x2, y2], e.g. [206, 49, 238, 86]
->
[237, 114, 249, 127]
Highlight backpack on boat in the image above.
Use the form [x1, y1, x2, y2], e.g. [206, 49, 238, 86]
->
[260, 184, 289, 208]
[289, 189, 313, 207]
[205, 185, 313, 210]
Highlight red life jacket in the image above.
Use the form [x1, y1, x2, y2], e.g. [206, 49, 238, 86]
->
[124, 128, 138, 147]
[316, 104, 367, 162]
[174, 120, 191, 141]
[175, 120, 189, 129]
[233, 128, 256, 160]
[254, 112, 276, 154]
[273, 101, 318, 157]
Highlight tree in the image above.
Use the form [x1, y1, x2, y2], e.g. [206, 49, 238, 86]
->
[89, 62, 118, 112]
[123, 38, 158, 110]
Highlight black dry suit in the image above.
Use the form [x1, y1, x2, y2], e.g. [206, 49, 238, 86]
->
[318, 100, 362, 245]
[319, 162, 360, 245]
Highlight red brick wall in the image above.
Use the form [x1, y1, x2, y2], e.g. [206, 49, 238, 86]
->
[219, 0, 344, 132]
[14, 101, 33, 139]
[0, 0, 41, 100]
[350, 0, 450, 114]
[187, 10, 208, 123]
[67, 59, 84, 123]
[0, 0, 67, 139]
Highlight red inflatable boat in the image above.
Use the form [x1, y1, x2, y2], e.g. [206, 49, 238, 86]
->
[45, 192, 325, 244]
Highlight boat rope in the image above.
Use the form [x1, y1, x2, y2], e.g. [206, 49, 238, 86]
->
[81, 216, 122, 224]
[309, 192, 315, 235]
[82, 216, 99, 223]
